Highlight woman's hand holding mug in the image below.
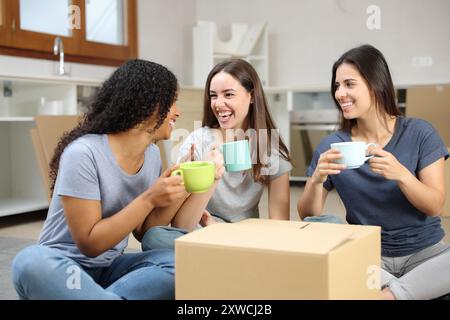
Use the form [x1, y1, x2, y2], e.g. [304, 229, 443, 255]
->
[311, 149, 347, 184]
[147, 165, 186, 207]
[205, 144, 225, 180]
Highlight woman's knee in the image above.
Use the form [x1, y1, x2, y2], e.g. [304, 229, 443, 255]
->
[12, 245, 74, 285]
[12, 245, 44, 282]
[141, 226, 188, 251]
[12, 245, 54, 293]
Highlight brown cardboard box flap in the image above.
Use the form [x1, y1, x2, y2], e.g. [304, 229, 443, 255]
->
[34, 115, 82, 163]
[176, 219, 377, 254]
[444, 147, 450, 217]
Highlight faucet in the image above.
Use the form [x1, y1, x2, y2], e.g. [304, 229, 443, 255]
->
[53, 37, 66, 76]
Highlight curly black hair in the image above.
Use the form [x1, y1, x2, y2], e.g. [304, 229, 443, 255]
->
[49, 59, 178, 193]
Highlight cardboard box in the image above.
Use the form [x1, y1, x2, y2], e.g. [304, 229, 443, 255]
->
[31, 115, 81, 200]
[407, 86, 450, 146]
[175, 219, 381, 300]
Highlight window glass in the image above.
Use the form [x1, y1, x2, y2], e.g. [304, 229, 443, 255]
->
[86, 0, 125, 45]
[20, 0, 71, 36]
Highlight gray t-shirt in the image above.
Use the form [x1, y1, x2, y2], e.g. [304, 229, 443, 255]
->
[307, 117, 449, 257]
[178, 127, 292, 222]
[38, 134, 162, 268]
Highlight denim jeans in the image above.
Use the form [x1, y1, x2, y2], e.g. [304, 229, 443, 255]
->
[142, 226, 188, 251]
[303, 214, 343, 224]
[141, 215, 343, 251]
[12, 245, 175, 300]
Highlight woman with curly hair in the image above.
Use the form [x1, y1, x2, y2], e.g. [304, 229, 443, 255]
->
[11, 59, 222, 300]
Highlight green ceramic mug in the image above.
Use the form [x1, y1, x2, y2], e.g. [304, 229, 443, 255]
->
[171, 161, 215, 193]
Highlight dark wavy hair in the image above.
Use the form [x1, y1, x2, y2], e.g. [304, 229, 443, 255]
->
[331, 44, 400, 132]
[49, 59, 178, 193]
[202, 59, 291, 185]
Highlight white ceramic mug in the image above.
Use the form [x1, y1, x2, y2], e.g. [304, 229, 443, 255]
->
[330, 141, 378, 169]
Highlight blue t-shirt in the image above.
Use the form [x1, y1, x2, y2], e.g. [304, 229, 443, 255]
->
[307, 117, 449, 257]
[38, 134, 162, 268]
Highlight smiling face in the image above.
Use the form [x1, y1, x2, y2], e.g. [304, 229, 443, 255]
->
[152, 101, 180, 141]
[209, 71, 252, 130]
[334, 63, 375, 121]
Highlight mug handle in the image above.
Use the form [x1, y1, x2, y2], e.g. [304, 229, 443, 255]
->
[364, 143, 379, 161]
[170, 169, 184, 184]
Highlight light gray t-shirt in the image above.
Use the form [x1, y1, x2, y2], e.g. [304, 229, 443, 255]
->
[38, 134, 162, 268]
[178, 127, 292, 222]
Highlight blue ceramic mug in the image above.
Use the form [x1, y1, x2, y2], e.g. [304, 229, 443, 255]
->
[220, 140, 252, 172]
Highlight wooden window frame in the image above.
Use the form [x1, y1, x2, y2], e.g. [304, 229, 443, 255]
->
[0, 0, 137, 66]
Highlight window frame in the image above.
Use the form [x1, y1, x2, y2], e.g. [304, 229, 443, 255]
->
[0, 0, 137, 66]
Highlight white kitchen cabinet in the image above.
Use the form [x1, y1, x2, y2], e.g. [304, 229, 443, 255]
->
[0, 77, 206, 217]
[0, 76, 99, 217]
[193, 21, 269, 87]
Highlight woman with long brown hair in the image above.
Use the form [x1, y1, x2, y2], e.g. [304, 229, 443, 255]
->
[192, 58, 292, 225]
[298, 45, 450, 300]
[141, 59, 292, 251]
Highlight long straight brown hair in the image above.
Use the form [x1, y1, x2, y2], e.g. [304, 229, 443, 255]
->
[202, 59, 291, 185]
[331, 45, 400, 132]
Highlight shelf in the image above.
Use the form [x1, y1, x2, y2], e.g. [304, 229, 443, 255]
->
[0, 74, 102, 87]
[193, 21, 268, 87]
[247, 55, 266, 60]
[213, 54, 232, 59]
[0, 198, 48, 217]
[289, 175, 307, 182]
[0, 117, 35, 122]
[291, 124, 338, 131]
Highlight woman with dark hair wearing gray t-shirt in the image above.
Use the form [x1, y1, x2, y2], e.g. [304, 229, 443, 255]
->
[298, 45, 450, 300]
[11, 59, 223, 300]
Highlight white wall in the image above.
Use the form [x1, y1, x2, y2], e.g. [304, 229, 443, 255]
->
[137, 0, 197, 84]
[1, 0, 448, 88]
[194, 0, 450, 87]
[136, 0, 450, 87]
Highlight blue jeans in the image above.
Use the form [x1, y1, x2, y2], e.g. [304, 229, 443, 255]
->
[142, 226, 188, 251]
[12, 245, 175, 300]
[141, 216, 343, 251]
[303, 214, 343, 224]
